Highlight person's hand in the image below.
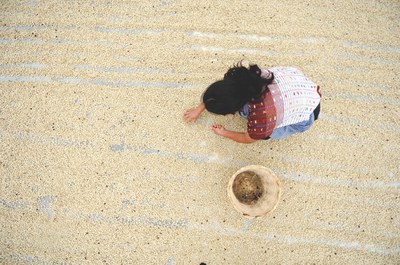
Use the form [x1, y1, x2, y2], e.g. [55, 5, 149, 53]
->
[211, 124, 226, 136]
[183, 103, 205, 123]
[183, 108, 201, 123]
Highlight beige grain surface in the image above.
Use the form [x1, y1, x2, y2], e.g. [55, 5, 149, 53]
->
[0, 0, 399, 264]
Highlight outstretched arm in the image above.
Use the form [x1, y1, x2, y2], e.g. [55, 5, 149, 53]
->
[183, 102, 205, 123]
[211, 124, 258, 144]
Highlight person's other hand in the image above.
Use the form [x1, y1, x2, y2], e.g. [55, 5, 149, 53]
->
[211, 124, 226, 136]
[183, 108, 201, 122]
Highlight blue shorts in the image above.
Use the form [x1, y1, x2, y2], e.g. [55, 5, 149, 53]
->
[269, 104, 320, 140]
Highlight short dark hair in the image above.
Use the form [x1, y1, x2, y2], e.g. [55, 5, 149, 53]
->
[202, 62, 274, 115]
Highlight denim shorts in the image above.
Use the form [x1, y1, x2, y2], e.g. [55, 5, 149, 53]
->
[268, 104, 320, 140]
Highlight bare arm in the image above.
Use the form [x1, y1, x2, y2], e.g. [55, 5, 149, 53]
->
[211, 125, 258, 144]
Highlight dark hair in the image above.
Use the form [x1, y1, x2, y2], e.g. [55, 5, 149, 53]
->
[202, 62, 274, 115]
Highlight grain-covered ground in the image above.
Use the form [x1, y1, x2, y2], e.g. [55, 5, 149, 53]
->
[0, 1, 399, 264]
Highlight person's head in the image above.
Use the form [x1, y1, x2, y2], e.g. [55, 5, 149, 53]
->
[202, 62, 274, 115]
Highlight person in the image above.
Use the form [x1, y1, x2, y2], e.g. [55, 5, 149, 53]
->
[183, 62, 321, 144]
